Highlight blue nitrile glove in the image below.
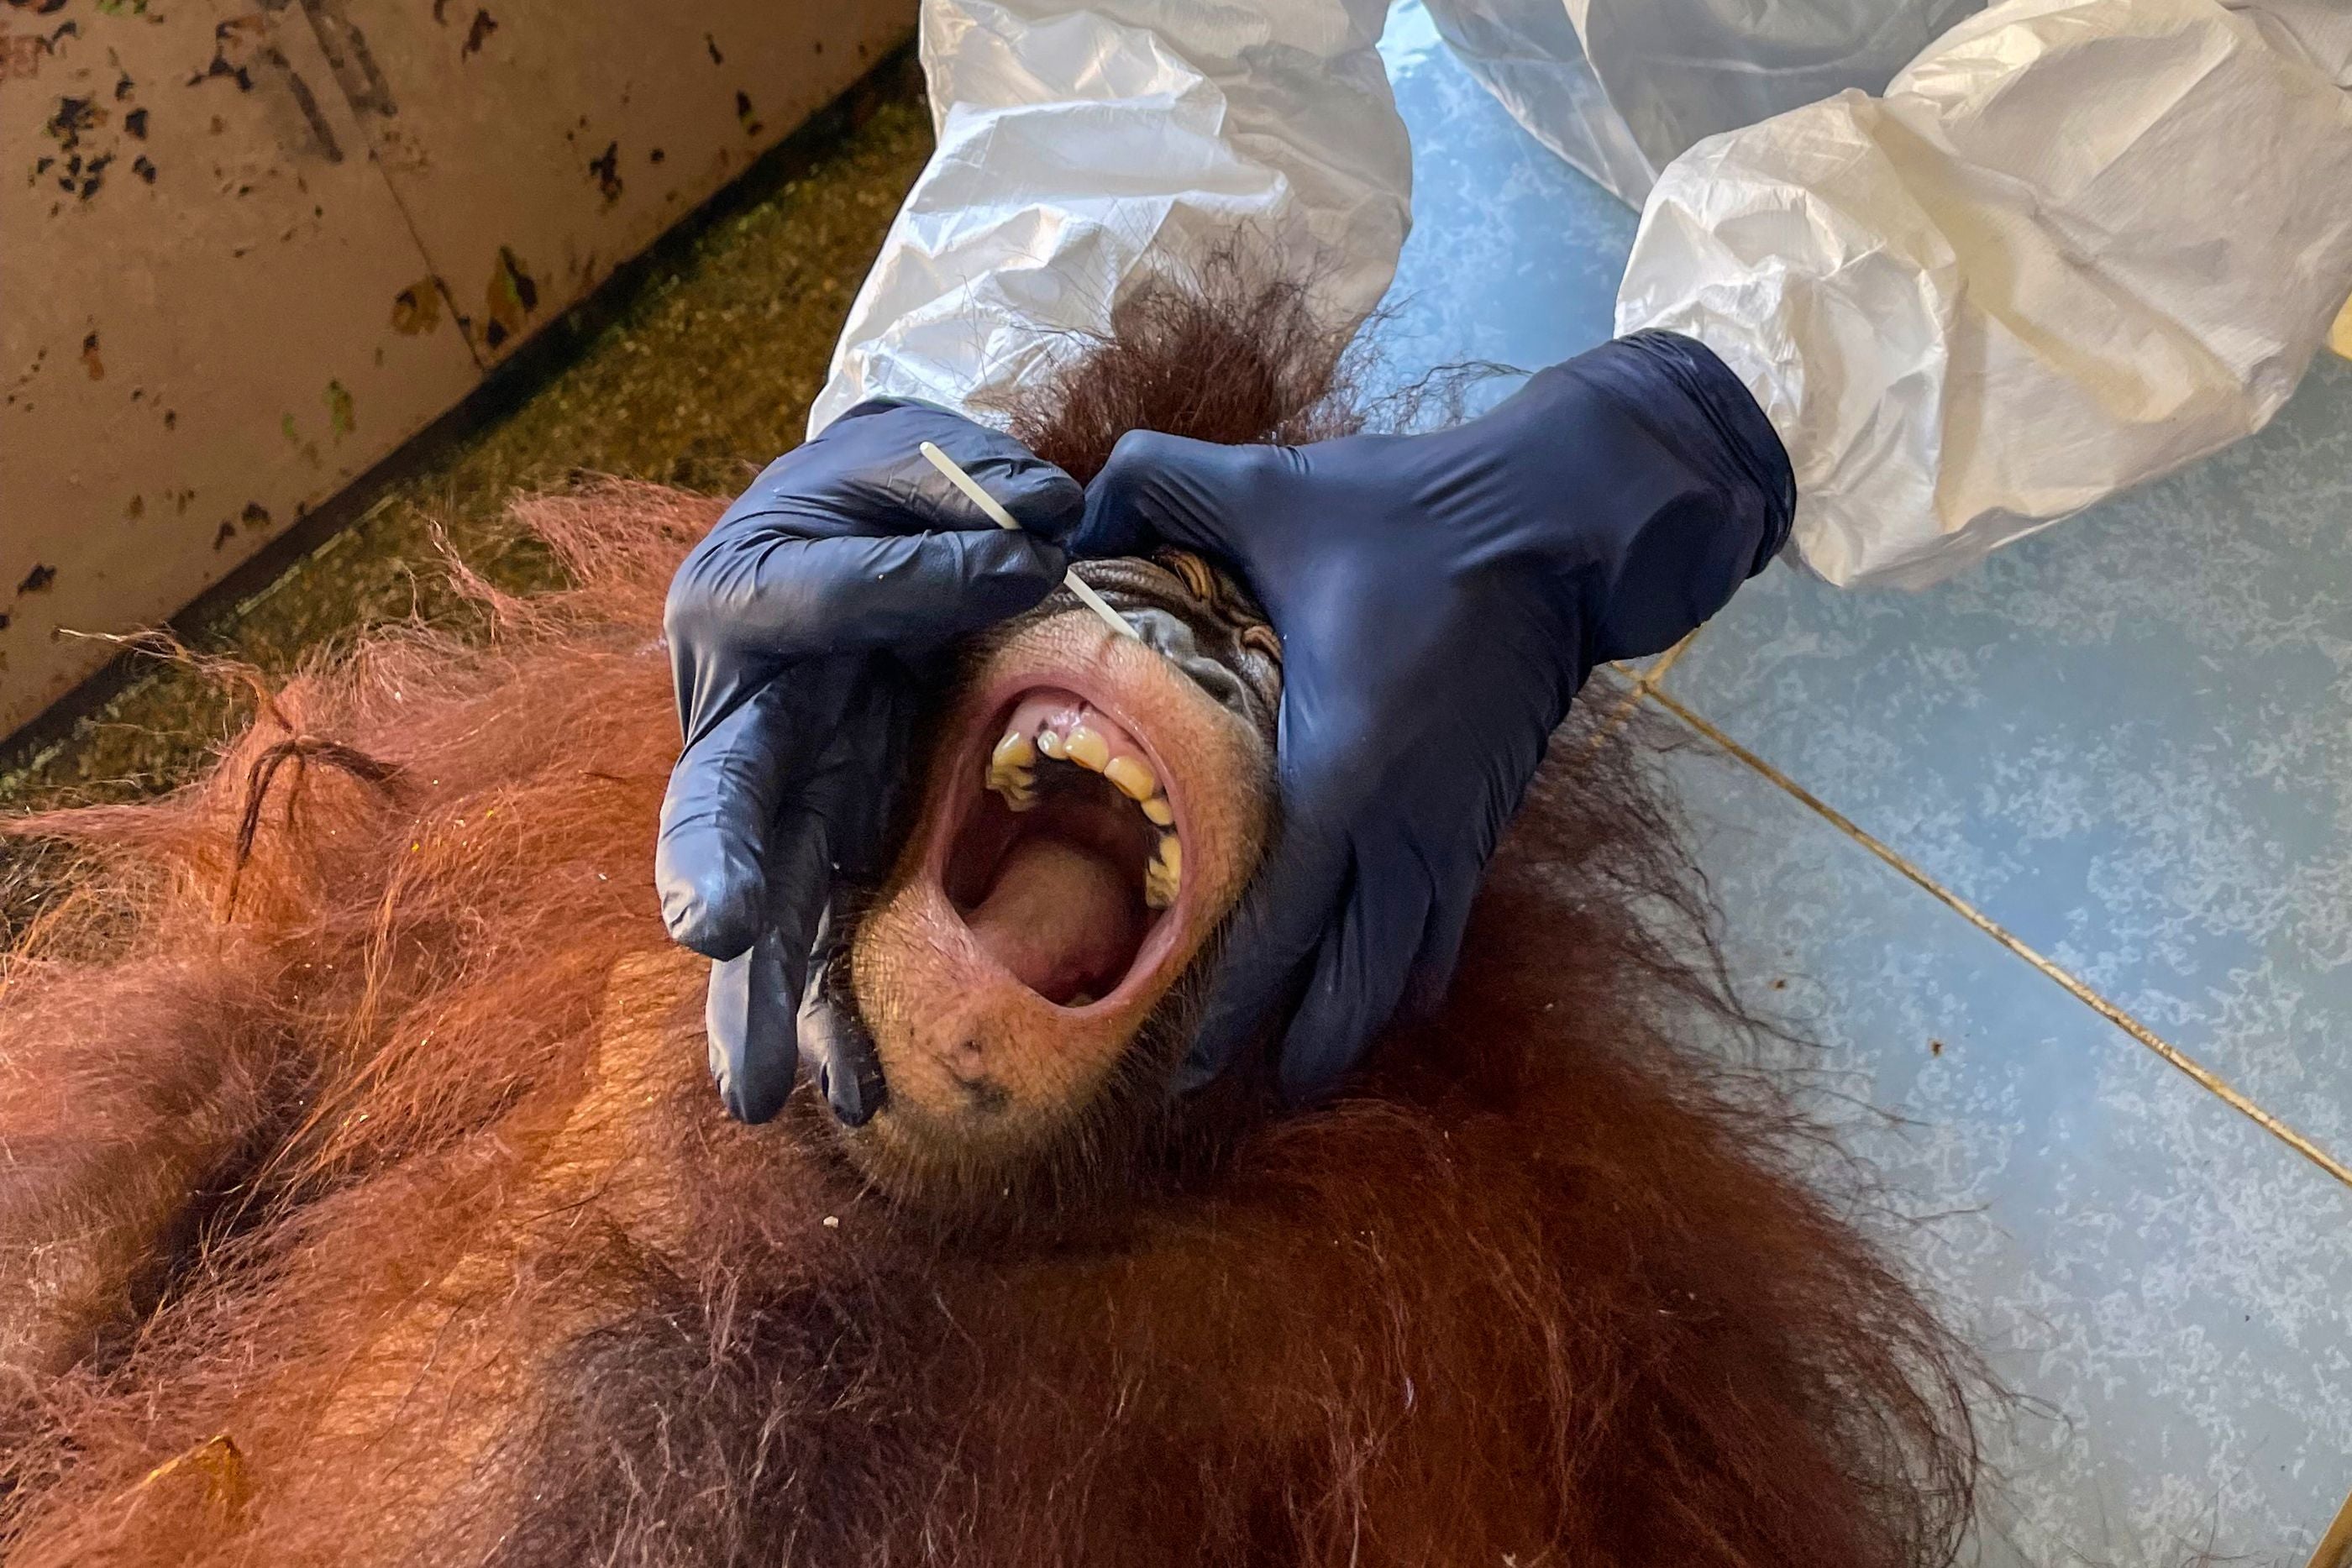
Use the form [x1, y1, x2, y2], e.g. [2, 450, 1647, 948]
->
[659, 399, 1083, 1124]
[1076, 330, 1793, 1101]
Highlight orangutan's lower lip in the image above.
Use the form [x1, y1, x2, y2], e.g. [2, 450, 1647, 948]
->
[931, 684, 1189, 1010]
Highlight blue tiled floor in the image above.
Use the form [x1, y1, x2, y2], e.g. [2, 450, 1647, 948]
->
[1378, 6, 2352, 1562]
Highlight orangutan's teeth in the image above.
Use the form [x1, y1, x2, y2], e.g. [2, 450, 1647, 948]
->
[1036, 726, 1068, 761]
[983, 728, 1039, 818]
[1102, 754, 1157, 802]
[985, 774, 1037, 811]
[985, 729, 1039, 810]
[1063, 726, 1111, 772]
[1143, 832, 1182, 910]
[992, 730, 1035, 770]
[1142, 794, 1173, 827]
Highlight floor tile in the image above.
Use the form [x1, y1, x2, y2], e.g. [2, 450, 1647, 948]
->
[1383, 0, 2352, 1167]
[1660, 354, 2352, 1161]
[1379, 1, 1632, 396]
[1650, 731, 2352, 1567]
[1375, 16, 2352, 1555]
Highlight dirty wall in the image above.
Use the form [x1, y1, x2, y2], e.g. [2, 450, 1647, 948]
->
[0, 0, 913, 740]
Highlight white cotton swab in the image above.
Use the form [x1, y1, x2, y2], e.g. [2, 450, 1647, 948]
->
[918, 441, 1139, 641]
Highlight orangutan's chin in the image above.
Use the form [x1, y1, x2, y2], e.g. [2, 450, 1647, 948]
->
[836, 550, 1279, 1199]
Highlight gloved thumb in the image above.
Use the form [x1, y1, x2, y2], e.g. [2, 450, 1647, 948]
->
[1074, 429, 1281, 565]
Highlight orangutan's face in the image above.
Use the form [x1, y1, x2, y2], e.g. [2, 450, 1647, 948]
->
[838, 552, 1282, 1201]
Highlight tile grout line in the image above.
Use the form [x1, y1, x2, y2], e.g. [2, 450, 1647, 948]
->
[1637, 683, 2352, 1193]
[1589, 631, 1703, 747]
[2311, 1483, 2352, 1568]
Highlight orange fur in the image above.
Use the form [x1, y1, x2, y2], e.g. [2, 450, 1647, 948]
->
[0, 281, 1983, 1566]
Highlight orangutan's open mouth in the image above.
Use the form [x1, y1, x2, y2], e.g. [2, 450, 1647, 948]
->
[846, 574, 1271, 1167]
[935, 684, 1187, 1009]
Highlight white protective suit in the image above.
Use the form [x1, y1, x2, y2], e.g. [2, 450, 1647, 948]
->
[813, 0, 2352, 589]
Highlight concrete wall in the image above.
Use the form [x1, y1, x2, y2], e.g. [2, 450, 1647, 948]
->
[1, 0, 913, 740]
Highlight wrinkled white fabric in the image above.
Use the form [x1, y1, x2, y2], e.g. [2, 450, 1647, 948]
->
[1618, 0, 2352, 586]
[811, 0, 1411, 435]
[821, 0, 2352, 592]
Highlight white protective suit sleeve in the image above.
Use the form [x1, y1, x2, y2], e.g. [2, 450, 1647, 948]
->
[1615, 0, 2352, 587]
[809, 0, 1411, 436]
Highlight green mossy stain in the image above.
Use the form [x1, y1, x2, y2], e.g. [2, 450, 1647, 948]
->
[323, 380, 355, 439]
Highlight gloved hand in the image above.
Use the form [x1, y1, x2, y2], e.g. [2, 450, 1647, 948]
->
[1076, 330, 1793, 1100]
[659, 399, 1083, 1124]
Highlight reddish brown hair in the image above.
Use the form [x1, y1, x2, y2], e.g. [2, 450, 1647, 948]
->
[0, 271, 1984, 1566]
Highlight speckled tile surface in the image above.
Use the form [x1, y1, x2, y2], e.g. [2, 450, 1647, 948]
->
[1378, 4, 1631, 376]
[1659, 735, 2352, 1567]
[1378, 3, 2352, 1560]
[1661, 360, 2352, 1162]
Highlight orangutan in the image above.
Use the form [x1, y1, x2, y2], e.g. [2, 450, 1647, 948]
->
[0, 278, 1982, 1567]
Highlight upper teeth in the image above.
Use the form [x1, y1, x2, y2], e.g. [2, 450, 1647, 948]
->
[986, 717, 1180, 905]
[1102, 756, 1155, 801]
[987, 730, 1038, 810]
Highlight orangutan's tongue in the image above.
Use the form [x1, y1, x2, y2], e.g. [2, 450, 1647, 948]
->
[965, 837, 1141, 1004]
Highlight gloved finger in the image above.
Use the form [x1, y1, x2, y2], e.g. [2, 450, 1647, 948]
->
[658, 676, 811, 960]
[825, 398, 1086, 543]
[799, 960, 886, 1129]
[1273, 854, 1436, 1105]
[791, 892, 879, 1128]
[702, 782, 837, 1122]
[1073, 430, 1281, 565]
[667, 527, 1069, 667]
[792, 681, 909, 1129]
[1178, 817, 1352, 1092]
[701, 688, 904, 1125]
[704, 930, 801, 1125]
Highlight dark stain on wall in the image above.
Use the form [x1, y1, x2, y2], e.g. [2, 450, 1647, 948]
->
[391, 279, 443, 334]
[480, 246, 538, 350]
[461, 8, 496, 59]
[44, 94, 103, 152]
[17, 564, 58, 595]
[193, 18, 262, 92]
[589, 139, 622, 205]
